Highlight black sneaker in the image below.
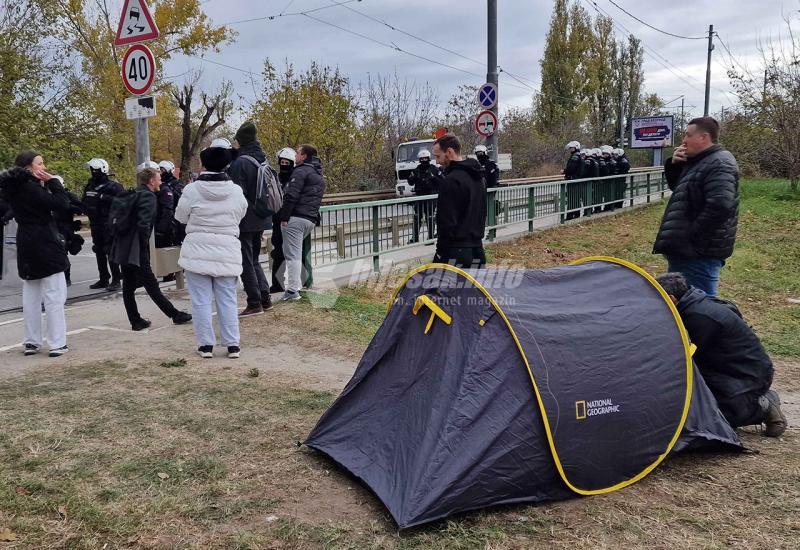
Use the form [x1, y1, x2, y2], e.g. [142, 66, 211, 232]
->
[262, 295, 274, 311]
[131, 318, 152, 331]
[89, 280, 109, 289]
[227, 346, 240, 359]
[23, 343, 40, 356]
[105, 280, 121, 292]
[48, 346, 68, 357]
[197, 345, 213, 359]
[172, 311, 192, 325]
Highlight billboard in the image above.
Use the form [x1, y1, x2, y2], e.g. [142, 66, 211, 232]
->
[630, 116, 674, 149]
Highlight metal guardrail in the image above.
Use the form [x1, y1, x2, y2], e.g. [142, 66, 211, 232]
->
[308, 169, 667, 271]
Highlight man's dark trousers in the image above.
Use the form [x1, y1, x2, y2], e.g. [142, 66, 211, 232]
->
[121, 254, 179, 325]
[241, 230, 269, 307]
[433, 246, 486, 269]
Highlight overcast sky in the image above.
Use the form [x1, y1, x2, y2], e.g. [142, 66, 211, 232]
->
[161, 0, 798, 125]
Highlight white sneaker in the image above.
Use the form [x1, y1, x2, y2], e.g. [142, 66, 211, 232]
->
[227, 346, 240, 359]
[24, 343, 40, 356]
[197, 346, 213, 359]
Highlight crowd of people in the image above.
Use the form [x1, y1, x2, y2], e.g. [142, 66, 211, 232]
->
[563, 142, 631, 219]
[0, 121, 325, 359]
[0, 117, 787, 436]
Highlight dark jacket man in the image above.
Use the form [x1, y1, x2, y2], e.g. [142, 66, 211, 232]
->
[476, 154, 499, 189]
[436, 158, 486, 249]
[564, 151, 582, 180]
[154, 182, 175, 248]
[228, 141, 272, 233]
[653, 144, 739, 260]
[658, 272, 785, 436]
[0, 167, 71, 280]
[407, 161, 442, 196]
[83, 167, 123, 288]
[276, 156, 326, 223]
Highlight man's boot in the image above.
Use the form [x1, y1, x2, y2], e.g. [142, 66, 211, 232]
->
[760, 390, 787, 437]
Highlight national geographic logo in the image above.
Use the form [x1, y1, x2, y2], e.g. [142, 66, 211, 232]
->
[575, 398, 621, 420]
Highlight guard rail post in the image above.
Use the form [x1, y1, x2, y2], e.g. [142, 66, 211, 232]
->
[371, 205, 380, 272]
[336, 226, 346, 258]
[559, 182, 567, 224]
[629, 175, 635, 207]
[646, 173, 652, 203]
[487, 190, 497, 241]
[527, 187, 536, 232]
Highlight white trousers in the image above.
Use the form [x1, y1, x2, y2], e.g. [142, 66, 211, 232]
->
[185, 271, 240, 348]
[22, 272, 67, 350]
[282, 217, 315, 293]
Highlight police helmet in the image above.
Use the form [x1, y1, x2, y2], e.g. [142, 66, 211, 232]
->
[600, 145, 614, 155]
[566, 140, 581, 151]
[277, 147, 296, 163]
[86, 158, 109, 174]
[136, 160, 160, 173]
[158, 160, 175, 173]
[474, 144, 488, 155]
[614, 148, 624, 156]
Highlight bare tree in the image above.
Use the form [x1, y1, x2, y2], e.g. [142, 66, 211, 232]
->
[725, 11, 800, 190]
[171, 73, 233, 181]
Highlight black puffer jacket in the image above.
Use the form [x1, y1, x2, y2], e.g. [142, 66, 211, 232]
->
[227, 141, 271, 232]
[0, 167, 71, 280]
[436, 158, 486, 248]
[653, 145, 739, 259]
[277, 157, 326, 223]
[564, 153, 582, 180]
[677, 287, 773, 401]
[82, 174, 124, 227]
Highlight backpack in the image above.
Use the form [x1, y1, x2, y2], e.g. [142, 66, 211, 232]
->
[107, 189, 139, 236]
[240, 155, 283, 218]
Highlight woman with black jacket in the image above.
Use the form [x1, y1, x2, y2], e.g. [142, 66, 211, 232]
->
[0, 150, 72, 357]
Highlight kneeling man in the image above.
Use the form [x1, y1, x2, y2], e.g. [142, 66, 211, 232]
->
[657, 272, 786, 436]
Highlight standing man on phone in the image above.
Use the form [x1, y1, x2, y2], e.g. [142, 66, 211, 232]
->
[652, 117, 739, 296]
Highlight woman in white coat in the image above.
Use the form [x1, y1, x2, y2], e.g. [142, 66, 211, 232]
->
[175, 139, 248, 358]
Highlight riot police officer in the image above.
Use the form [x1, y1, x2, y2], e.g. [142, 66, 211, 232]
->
[564, 141, 583, 220]
[407, 149, 442, 243]
[612, 148, 631, 210]
[159, 160, 185, 245]
[563, 141, 582, 180]
[82, 158, 123, 290]
[474, 144, 499, 189]
[599, 145, 616, 211]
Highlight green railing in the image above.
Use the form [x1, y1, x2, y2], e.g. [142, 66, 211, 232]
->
[308, 169, 667, 271]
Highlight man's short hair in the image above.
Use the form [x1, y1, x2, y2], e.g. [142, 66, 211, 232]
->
[656, 272, 690, 300]
[433, 134, 461, 154]
[137, 167, 159, 187]
[299, 144, 317, 158]
[688, 116, 720, 143]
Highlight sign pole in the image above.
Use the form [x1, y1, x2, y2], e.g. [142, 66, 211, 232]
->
[135, 118, 151, 165]
[486, 0, 498, 161]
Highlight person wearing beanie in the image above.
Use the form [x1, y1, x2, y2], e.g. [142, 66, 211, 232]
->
[227, 123, 273, 316]
[176, 140, 248, 359]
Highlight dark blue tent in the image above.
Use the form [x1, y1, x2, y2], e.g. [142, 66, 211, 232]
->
[306, 258, 741, 528]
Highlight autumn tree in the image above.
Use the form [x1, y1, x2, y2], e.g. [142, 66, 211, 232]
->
[250, 60, 360, 192]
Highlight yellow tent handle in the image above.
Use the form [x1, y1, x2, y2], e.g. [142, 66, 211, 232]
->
[689, 343, 697, 356]
[413, 295, 452, 334]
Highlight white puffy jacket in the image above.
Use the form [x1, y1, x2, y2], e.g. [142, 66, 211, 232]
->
[175, 174, 249, 277]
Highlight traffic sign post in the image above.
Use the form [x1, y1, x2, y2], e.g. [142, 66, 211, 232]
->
[475, 110, 498, 137]
[114, 0, 160, 46]
[121, 44, 156, 95]
[478, 83, 498, 110]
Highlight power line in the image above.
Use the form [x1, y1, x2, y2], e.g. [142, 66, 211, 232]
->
[604, 0, 706, 40]
[218, 0, 363, 26]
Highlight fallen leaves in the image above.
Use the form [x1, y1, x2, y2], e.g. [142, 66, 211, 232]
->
[14, 486, 31, 496]
[157, 472, 170, 480]
[0, 528, 17, 542]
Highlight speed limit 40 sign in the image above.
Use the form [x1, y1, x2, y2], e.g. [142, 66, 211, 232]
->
[121, 44, 156, 95]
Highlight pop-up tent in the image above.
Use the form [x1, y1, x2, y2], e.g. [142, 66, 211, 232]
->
[305, 258, 741, 529]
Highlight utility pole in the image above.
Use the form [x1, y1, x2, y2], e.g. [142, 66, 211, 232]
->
[680, 97, 685, 133]
[486, 0, 498, 161]
[704, 24, 714, 116]
[135, 119, 151, 165]
[617, 76, 625, 147]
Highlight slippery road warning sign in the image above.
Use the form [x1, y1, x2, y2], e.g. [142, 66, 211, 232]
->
[114, 0, 160, 47]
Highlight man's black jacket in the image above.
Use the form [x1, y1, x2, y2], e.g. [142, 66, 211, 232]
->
[653, 145, 739, 259]
[436, 158, 486, 249]
[677, 287, 773, 401]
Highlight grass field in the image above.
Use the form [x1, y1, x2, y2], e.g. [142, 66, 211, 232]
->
[0, 178, 798, 548]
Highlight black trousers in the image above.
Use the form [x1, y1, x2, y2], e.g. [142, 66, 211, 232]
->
[240, 230, 269, 307]
[412, 197, 436, 242]
[91, 227, 120, 283]
[434, 246, 486, 269]
[121, 260, 179, 326]
[717, 391, 767, 428]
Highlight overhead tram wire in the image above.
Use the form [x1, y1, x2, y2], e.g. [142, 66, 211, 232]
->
[605, 0, 706, 40]
[582, 0, 706, 94]
[218, 0, 364, 27]
[300, 12, 533, 92]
